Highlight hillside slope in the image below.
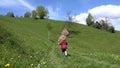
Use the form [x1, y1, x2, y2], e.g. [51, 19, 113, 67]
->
[0, 16, 120, 68]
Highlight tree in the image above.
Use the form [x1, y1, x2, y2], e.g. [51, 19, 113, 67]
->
[86, 13, 94, 26]
[64, 11, 75, 29]
[108, 26, 115, 33]
[100, 19, 109, 30]
[98, 18, 115, 33]
[93, 21, 102, 29]
[24, 12, 31, 18]
[6, 12, 14, 17]
[32, 10, 37, 19]
[36, 6, 48, 19]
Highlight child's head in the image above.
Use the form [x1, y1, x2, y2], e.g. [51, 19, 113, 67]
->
[59, 35, 66, 41]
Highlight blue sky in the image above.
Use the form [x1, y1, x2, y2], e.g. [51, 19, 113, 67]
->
[0, 0, 120, 30]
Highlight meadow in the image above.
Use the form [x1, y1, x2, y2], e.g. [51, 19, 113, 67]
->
[0, 16, 120, 68]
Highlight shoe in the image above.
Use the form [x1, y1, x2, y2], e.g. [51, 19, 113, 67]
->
[65, 51, 67, 56]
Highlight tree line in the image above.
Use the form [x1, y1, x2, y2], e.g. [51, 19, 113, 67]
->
[86, 13, 115, 33]
[5, 6, 48, 19]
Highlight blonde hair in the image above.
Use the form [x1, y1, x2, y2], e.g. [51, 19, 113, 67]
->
[58, 35, 66, 42]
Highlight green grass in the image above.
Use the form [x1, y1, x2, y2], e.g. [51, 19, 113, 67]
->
[0, 16, 120, 68]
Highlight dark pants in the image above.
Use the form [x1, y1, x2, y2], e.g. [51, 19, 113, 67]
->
[61, 49, 66, 56]
[62, 49, 66, 52]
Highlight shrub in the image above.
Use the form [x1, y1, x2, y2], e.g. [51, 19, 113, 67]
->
[6, 12, 14, 17]
[24, 12, 31, 18]
[108, 26, 115, 33]
[93, 21, 102, 29]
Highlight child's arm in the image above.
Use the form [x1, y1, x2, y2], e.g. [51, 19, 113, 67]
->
[58, 40, 63, 45]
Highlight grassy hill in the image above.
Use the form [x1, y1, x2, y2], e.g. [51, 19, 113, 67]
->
[0, 16, 120, 68]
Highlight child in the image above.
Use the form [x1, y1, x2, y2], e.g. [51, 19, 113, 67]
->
[58, 35, 68, 56]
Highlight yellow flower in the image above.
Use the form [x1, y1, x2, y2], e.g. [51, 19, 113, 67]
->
[31, 64, 34, 67]
[5, 63, 10, 67]
[30, 56, 32, 58]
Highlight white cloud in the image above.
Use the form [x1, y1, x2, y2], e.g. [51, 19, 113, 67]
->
[89, 5, 120, 19]
[47, 6, 61, 20]
[111, 19, 120, 31]
[73, 13, 88, 25]
[74, 4, 120, 31]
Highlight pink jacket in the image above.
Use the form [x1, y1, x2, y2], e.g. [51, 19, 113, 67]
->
[59, 40, 67, 49]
